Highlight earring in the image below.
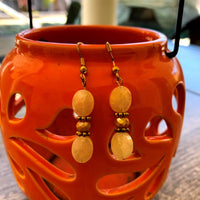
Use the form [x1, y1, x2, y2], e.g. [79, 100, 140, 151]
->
[71, 42, 94, 163]
[106, 42, 133, 160]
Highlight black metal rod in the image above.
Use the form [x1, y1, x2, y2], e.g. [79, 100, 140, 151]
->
[166, 0, 185, 58]
[28, 0, 33, 29]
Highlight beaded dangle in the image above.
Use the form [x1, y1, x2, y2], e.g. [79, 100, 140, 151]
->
[106, 42, 133, 160]
[71, 42, 94, 163]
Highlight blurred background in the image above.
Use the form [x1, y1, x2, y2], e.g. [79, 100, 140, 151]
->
[0, 0, 200, 62]
[0, 1, 200, 200]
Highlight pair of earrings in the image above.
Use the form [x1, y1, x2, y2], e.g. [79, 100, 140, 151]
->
[71, 42, 134, 163]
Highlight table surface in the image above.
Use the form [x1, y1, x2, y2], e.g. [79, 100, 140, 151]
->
[0, 42, 200, 200]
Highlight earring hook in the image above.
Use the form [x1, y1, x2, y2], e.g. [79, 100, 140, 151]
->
[76, 42, 87, 88]
[76, 42, 84, 58]
[106, 42, 123, 86]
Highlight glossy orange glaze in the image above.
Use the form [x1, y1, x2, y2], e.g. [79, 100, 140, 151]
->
[0, 25, 185, 200]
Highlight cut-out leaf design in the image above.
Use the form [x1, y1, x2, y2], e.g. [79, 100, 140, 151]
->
[172, 83, 185, 115]
[10, 137, 76, 180]
[28, 168, 69, 200]
[37, 108, 76, 139]
[145, 170, 166, 199]
[97, 172, 143, 191]
[145, 116, 172, 140]
[24, 139, 76, 179]
[158, 119, 168, 135]
[8, 93, 26, 120]
[9, 154, 25, 177]
[43, 178, 70, 200]
[97, 157, 164, 196]
[97, 169, 153, 195]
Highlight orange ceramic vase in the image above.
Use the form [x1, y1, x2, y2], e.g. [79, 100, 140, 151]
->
[0, 25, 185, 200]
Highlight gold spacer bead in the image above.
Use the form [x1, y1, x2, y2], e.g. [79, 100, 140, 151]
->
[115, 112, 123, 117]
[76, 131, 82, 136]
[78, 116, 85, 121]
[76, 121, 91, 132]
[115, 128, 121, 132]
[82, 132, 86, 136]
[77, 116, 92, 121]
[87, 132, 91, 136]
[122, 127, 130, 132]
[115, 113, 120, 117]
[80, 66, 87, 74]
[115, 112, 129, 118]
[125, 113, 129, 117]
[83, 132, 90, 137]
[115, 127, 130, 132]
[112, 66, 120, 74]
[86, 116, 92, 121]
[116, 117, 130, 128]
[77, 116, 82, 121]
[76, 131, 91, 136]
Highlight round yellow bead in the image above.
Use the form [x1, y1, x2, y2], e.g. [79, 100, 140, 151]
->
[76, 121, 91, 132]
[109, 86, 132, 113]
[112, 66, 120, 73]
[80, 66, 87, 74]
[72, 136, 93, 163]
[115, 117, 130, 128]
[111, 132, 133, 160]
[72, 89, 94, 116]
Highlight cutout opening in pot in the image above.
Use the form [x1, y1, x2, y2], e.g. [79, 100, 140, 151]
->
[8, 93, 26, 120]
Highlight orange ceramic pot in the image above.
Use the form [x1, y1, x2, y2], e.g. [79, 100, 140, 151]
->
[0, 25, 185, 200]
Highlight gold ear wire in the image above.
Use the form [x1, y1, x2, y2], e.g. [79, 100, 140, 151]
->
[76, 42, 83, 57]
[106, 42, 123, 86]
[76, 42, 87, 89]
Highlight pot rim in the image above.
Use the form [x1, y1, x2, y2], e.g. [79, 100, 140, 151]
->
[15, 25, 167, 50]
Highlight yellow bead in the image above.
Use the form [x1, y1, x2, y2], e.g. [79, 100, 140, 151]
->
[72, 136, 93, 163]
[80, 66, 87, 74]
[115, 118, 130, 128]
[109, 86, 132, 113]
[111, 132, 133, 160]
[112, 66, 119, 74]
[76, 121, 91, 132]
[72, 89, 94, 116]
[76, 131, 82, 136]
